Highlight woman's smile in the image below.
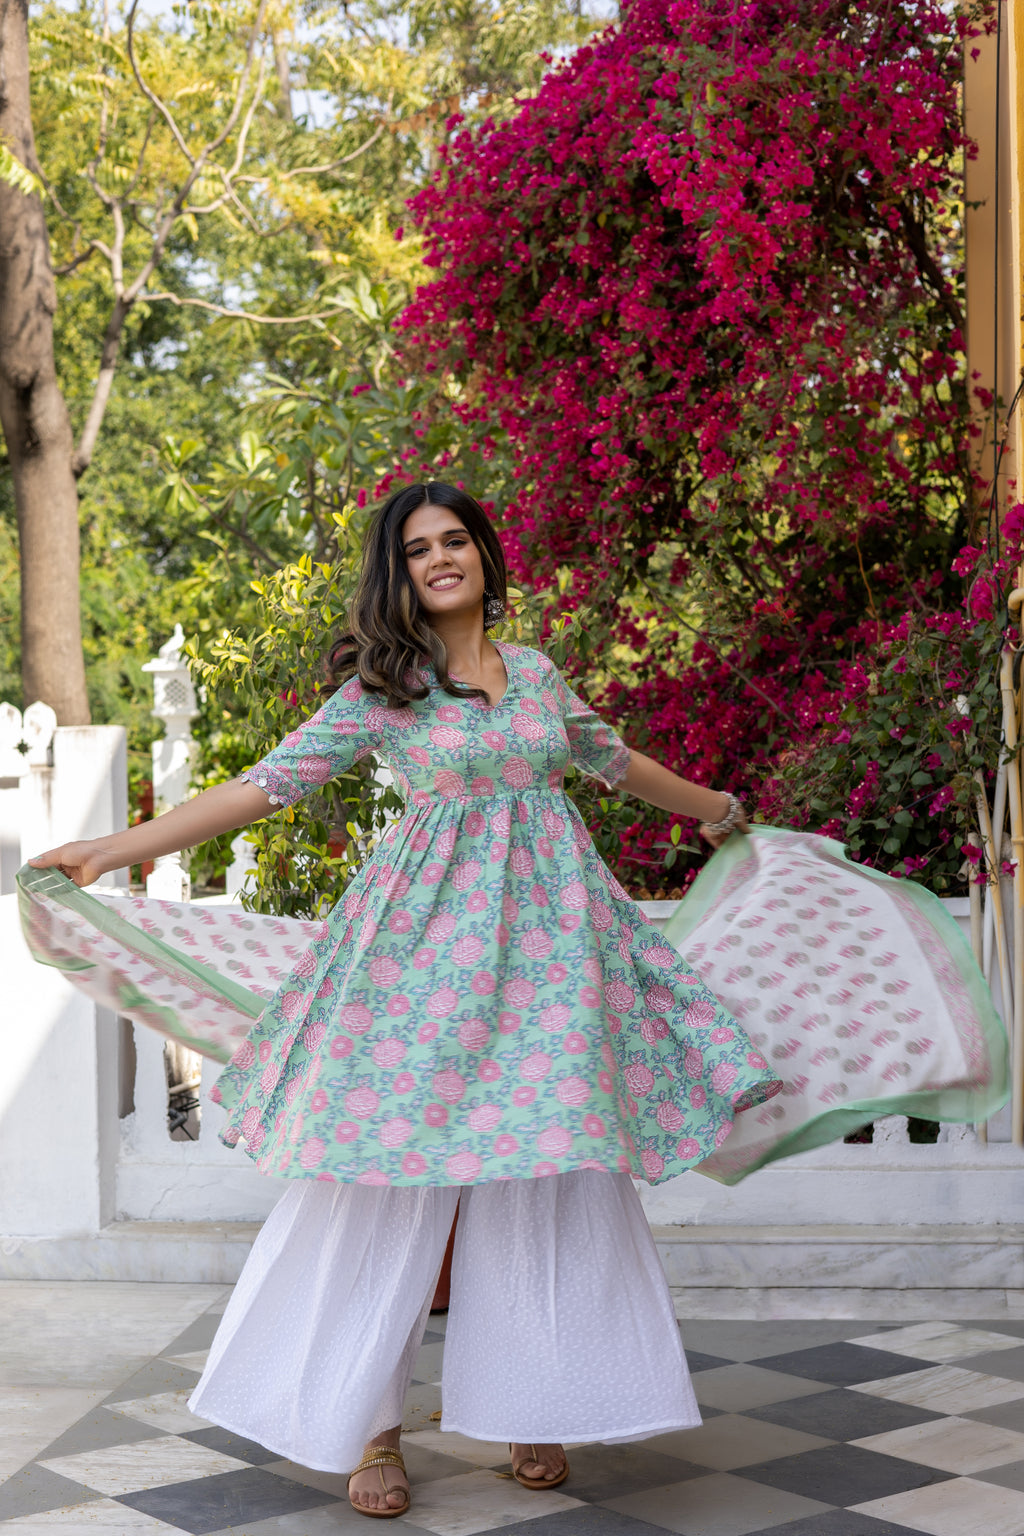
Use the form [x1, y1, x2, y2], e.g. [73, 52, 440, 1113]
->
[403, 502, 485, 616]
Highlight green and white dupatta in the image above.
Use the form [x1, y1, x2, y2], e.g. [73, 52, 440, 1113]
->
[17, 825, 1010, 1183]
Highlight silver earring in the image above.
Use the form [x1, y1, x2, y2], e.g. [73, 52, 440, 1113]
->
[483, 591, 506, 629]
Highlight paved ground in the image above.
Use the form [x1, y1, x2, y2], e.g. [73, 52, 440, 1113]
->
[6, 1285, 1024, 1533]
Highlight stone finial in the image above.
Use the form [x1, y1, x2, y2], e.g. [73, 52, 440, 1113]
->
[23, 702, 58, 766]
[0, 701, 57, 776]
[142, 626, 198, 728]
[0, 703, 25, 778]
[157, 624, 186, 662]
[143, 630, 197, 900]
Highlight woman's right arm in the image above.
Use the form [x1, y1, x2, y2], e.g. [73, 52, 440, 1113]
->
[28, 777, 275, 888]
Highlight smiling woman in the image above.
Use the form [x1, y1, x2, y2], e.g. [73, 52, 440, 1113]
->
[20, 481, 838, 1518]
[326, 482, 511, 709]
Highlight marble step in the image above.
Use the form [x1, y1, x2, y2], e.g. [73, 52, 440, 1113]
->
[654, 1222, 1024, 1288]
[0, 1220, 261, 1282]
[2, 1218, 1022, 1299]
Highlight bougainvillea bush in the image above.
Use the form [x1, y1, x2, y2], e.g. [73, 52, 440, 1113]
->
[397, 0, 994, 894]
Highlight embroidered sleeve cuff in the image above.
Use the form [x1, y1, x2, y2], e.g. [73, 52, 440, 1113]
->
[241, 763, 301, 807]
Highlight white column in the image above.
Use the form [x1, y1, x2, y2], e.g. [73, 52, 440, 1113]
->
[0, 702, 34, 895]
[225, 832, 258, 897]
[142, 625, 198, 900]
[1, 720, 128, 1237]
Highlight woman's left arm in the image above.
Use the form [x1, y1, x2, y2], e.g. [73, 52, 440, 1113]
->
[620, 750, 747, 849]
[543, 656, 745, 848]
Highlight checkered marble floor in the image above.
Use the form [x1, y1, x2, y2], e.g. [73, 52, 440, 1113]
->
[8, 1296, 1024, 1535]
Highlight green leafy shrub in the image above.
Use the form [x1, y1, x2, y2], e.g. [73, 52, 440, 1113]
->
[186, 534, 401, 920]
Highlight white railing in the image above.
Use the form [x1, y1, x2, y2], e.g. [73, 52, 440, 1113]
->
[0, 700, 58, 897]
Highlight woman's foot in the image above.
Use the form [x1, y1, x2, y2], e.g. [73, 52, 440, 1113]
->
[348, 1428, 410, 1515]
[510, 1442, 569, 1485]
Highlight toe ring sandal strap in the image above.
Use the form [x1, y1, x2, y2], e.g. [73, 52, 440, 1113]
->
[350, 1448, 407, 1474]
[348, 1447, 410, 1520]
[509, 1443, 571, 1491]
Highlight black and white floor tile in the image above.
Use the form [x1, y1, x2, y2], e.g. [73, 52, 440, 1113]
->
[6, 1290, 1024, 1535]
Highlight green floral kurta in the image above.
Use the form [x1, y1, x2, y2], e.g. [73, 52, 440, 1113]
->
[211, 642, 781, 1184]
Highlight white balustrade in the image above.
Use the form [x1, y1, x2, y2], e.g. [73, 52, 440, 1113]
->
[137, 631, 201, 1137]
[0, 701, 57, 895]
[872, 1116, 911, 1147]
[4, 676, 1024, 1289]
[108, 635, 283, 1220]
[0, 713, 128, 1255]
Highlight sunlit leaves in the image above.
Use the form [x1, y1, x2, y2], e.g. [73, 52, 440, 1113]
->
[0, 145, 43, 197]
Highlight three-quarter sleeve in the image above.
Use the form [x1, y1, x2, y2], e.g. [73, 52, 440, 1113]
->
[542, 656, 631, 790]
[242, 677, 384, 808]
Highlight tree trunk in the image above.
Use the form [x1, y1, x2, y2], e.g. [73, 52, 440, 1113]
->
[0, 0, 90, 723]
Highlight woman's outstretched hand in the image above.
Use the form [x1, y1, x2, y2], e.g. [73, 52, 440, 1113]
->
[28, 841, 113, 888]
[26, 779, 273, 891]
[699, 803, 749, 852]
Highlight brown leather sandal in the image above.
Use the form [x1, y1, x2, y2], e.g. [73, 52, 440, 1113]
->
[347, 1445, 411, 1519]
[509, 1443, 570, 1490]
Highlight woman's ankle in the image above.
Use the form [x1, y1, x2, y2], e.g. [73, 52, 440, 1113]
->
[364, 1424, 402, 1452]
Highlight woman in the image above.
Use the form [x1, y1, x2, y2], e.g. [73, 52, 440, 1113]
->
[29, 482, 785, 1516]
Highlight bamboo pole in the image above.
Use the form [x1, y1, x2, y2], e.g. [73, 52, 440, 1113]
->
[976, 767, 1014, 1031]
[998, 649, 1024, 1144]
[982, 760, 1007, 983]
[968, 833, 985, 965]
[967, 831, 988, 1142]
[991, 757, 1009, 883]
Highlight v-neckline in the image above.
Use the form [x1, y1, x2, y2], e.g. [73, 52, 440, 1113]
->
[437, 641, 512, 709]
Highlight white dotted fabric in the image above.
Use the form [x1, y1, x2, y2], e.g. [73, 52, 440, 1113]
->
[445, 1169, 699, 1445]
[189, 1171, 699, 1472]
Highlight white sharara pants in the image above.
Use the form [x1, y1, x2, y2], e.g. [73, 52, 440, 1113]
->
[188, 1169, 700, 1473]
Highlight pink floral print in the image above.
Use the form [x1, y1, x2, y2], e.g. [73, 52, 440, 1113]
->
[212, 644, 781, 1184]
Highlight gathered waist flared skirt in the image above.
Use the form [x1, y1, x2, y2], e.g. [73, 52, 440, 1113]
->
[17, 828, 1009, 1186]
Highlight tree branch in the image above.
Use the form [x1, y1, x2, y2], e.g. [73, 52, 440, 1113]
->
[53, 246, 101, 278]
[122, 108, 158, 200]
[121, 0, 272, 308]
[69, 0, 334, 483]
[72, 297, 130, 476]
[142, 289, 341, 328]
[197, 0, 271, 161]
[225, 51, 267, 180]
[36, 166, 89, 232]
[125, 0, 196, 169]
[898, 197, 965, 333]
[245, 119, 387, 180]
[197, 496, 277, 566]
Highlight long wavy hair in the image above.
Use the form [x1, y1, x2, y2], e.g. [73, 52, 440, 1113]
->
[326, 482, 509, 707]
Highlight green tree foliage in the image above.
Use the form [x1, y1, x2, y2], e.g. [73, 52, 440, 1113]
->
[0, 0, 605, 885]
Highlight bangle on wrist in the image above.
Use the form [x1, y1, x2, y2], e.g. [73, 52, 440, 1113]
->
[700, 792, 745, 837]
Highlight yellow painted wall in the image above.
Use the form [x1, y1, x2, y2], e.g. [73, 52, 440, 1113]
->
[963, 0, 1023, 526]
[1012, 0, 1024, 497]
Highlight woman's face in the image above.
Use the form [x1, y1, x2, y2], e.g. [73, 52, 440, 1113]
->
[402, 503, 485, 621]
